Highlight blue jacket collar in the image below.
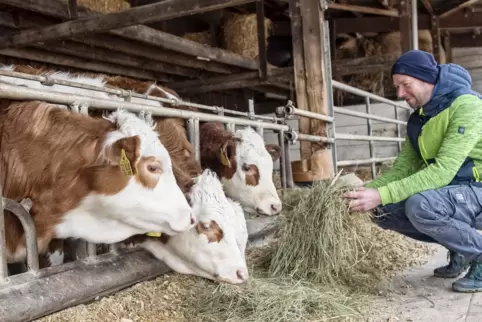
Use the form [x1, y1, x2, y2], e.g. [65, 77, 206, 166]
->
[420, 63, 482, 117]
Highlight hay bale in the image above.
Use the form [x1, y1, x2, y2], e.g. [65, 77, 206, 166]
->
[77, 0, 130, 13]
[222, 13, 272, 60]
[182, 31, 216, 47]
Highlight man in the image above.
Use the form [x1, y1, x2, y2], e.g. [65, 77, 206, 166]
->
[342, 49, 482, 292]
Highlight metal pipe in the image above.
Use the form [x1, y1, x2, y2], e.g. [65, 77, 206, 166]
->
[284, 104, 334, 123]
[87, 242, 96, 258]
[332, 80, 411, 110]
[293, 133, 335, 144]
[336, 133, 405, 142]
[334, 106, 407, 125]
[194, 118, 200, 163]
[365, 97, 377, 179]
[337, 157, 397, 167]
[0, 70, 283, 123]
[0, 83, 290, 131]
[3, 198, 39, 273]
[283, 139, 294, 188]
[412, 0, 419, 50]
[227, 123, 236, 133]
[278, 131, 287, 189]
[395, 105, 402, 151]
[187, 118, 195, 145]
[0, 191, 7, 282]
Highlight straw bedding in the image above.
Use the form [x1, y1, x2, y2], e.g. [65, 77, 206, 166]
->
[37, 172, 435, 322]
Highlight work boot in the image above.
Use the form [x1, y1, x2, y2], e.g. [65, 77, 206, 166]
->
[433, 250, 470, 278]
[452, 261, 482, 292]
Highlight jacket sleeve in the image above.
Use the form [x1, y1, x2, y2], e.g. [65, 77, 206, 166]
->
[364, 137, 423, 189]
[377, 97, 482, 205]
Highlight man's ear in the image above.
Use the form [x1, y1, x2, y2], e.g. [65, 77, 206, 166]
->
[105, 135, 140, 174]
[265, 144, 281, 162]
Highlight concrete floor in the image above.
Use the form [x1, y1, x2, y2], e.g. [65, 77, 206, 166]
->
[370, 245, 482, 322]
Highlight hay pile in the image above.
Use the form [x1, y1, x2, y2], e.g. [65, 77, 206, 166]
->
[77, 0, 130, 13]
[222, 13, 272, 60]
[182, 31, 217, 47]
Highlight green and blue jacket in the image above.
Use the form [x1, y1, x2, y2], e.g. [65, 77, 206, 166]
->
[366, 63, 482, 205]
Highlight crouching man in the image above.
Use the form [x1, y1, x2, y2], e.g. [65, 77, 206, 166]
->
[342, 50, 482, 293]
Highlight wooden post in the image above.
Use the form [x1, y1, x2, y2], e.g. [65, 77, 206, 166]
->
[443, 31, 452, 63]
[431, 16, 442, 63]
[289, 0, 334, 182]
[399, 0, 413, 53]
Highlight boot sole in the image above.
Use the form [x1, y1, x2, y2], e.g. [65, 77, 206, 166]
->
[452, 284, 482, 293]
[434, 272, 465, 279]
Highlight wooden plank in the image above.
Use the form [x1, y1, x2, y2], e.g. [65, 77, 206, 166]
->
[327, 2, 399, 17]
[0, 0, 256, 49]
[0, 0, 259, 70]
[399, 0, 413, 53]
[431, 16, 442, 62]
[332, 54, 399, 76]
[0, 47, 167, 81]
[443, 32, 453, 63]
[256, 0, 267, 80]
[420, 0, 434, 15]
[450, 33, 482, 48]
[439, 0, 481, 19]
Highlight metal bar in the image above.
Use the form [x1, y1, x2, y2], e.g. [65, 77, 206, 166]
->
[109, 243, 119, 254]
[0, 192, 7, 282]
[291, 133, 335, 144]
[336, 133, 405, 142]
[395, 105, 402, 151]
[366, 97, 377, 179]
[336, 157, 397, 167]
[0, 69, 283, 123]
[3, 198, 39, 273]
[334, 106, 407, 125]
[187, 118, 195, 145]
[227, 123, 236, 133]
[332, 80, 411, 110]
[278, 131, 287, 189]
[412, 0, 419, 50]
[194, 118, 200, 163]
[0, 83, 290, 131]
[284, 104, 334, 122]
[284, 139, 295, 188]
[87, 242, 96, 258]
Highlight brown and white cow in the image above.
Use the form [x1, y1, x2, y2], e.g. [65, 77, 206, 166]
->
[0, 96, 194, 264]
[101, 75, 283, 216]
[0, 65, 249, 283]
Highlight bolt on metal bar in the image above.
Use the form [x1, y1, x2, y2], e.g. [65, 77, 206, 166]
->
[0, 69, 282, 123]
[365, 97, 377, 179]
[0, 83, 291, 131]
[3, 198, 39, 273]
[332, 80, 411, 110]
[337, 157, 397, 167]
[0, 191, 7, 282]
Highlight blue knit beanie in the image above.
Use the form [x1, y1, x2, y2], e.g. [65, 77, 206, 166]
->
[391, 50, 439, 84]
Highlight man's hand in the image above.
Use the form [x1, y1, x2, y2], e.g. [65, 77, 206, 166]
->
[341, 187, 382, 212]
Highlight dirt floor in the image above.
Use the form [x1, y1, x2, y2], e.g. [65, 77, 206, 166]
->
[368, 244, 482, 322]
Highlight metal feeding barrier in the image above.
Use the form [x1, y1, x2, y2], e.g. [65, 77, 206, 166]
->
[0, 58, 406, 321]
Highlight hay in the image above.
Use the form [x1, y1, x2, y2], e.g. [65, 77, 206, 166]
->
[182, 31, 216, 47]
[77, 0, 130, 13]
[222, 13, 272, 60]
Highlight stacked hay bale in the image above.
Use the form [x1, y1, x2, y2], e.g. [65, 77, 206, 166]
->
[77, 0, 130, 13]
[182, 30, 217, 47]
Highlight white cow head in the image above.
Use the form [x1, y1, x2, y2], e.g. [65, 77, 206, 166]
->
[141, 169, 249, 284]
[200, 123, 282, 216]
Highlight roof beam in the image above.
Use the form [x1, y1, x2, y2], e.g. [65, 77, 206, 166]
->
[450, 32, 482, 47]
[0, 0, 256, 49]
[420, 0, 434, 15]
[439, 0, 482, 19]
[327, 2, 399, 17]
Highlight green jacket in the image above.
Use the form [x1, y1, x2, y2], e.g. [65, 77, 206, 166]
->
[366, 64, 482, 205]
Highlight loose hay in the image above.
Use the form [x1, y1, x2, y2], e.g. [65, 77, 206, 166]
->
[222, 13, 272, 60]
[77, 0, 130, 13]
[182, 31, 216, 47]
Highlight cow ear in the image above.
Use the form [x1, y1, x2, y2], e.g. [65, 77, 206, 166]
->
[105, 135, 140, 175]
[219, 139, 236, 168]
[265, 144, 281, 162]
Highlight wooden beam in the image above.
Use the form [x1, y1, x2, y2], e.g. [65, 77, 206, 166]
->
[0, 0, 259, 70]
[439, 0, 481, 19]
[420, 0, 434, 15]
[399, 0, 413, 53]
[431, 16, 442, 62]
[256, 0, 268, 80]
[438, 10, 482, 29]
[0, 11, 238, 75]
[0, 0, 256, 49]
[332, 54, 399, 76]
[327, 2, 399, 17]
[443, 32, 453, 63]
[450, 32, 482, 47]
[0, 47, 170, 81]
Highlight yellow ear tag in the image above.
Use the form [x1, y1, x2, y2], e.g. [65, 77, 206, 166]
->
[120, 148, 134, 176]
[146, 232, 162, 237]
[219, 149, 231, 167]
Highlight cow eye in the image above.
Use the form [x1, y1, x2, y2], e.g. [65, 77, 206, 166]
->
[242, 164, 250, 172]
[147, 163, 161, 173]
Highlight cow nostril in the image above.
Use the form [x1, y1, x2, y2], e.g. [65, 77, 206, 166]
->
[256, 207, 263, 214]
[237, 269, 246, 280]
[190, 215, 196, 225]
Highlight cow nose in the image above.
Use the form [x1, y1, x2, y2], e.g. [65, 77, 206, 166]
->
[190, 215, 196, 225]
[271, 203, 282, 214]
[236, 269, 246, 281]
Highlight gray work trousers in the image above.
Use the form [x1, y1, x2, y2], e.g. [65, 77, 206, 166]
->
[374, 184, 482, 262]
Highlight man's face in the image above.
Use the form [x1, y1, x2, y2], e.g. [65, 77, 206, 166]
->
[392, 74, 434, 108]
